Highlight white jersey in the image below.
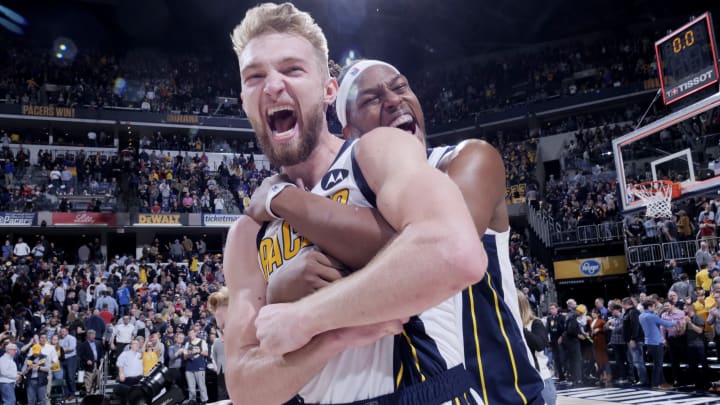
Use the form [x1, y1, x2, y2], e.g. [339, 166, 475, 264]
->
[427, 145, 543, 404]
[258, 140, 467, 404]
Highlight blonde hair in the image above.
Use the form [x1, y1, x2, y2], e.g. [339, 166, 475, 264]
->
[207, 287, 229, 314]
[517, 289, 537, 327]
[231, 2, 329, 78]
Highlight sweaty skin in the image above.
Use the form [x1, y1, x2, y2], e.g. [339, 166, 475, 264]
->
[248, 65, 505, 305]
[226, 28, 486, 405]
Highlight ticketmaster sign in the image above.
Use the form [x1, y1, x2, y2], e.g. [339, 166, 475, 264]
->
[202, 214, 241, 227]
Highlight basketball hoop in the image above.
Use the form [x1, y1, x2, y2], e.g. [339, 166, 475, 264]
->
[628, 180, 680, 218]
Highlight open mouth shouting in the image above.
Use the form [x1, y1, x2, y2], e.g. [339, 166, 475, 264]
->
[267, 104, 299, 141]
[388, 113, 417, 135]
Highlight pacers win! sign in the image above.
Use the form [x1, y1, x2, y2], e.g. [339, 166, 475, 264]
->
[553, 256, 627, 280]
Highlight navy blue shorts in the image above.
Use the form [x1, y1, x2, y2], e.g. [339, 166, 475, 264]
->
[294, 365, 479, 405]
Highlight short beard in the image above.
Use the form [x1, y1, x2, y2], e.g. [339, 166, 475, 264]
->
[255, 102, 325, 168]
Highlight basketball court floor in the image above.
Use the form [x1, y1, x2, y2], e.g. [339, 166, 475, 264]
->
[558, 385, 720, 404]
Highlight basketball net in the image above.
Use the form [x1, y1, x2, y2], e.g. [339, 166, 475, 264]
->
[628, 181, 673, 218]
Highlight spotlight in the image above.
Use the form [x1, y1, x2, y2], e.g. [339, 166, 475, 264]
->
[51, 37, 77, 63]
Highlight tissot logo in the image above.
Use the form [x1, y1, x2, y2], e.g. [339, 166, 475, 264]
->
[321, 169, 349, 190]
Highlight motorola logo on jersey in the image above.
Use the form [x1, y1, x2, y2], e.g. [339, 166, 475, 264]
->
[580, 259, 601, 276]
[321, 169, 349, 190]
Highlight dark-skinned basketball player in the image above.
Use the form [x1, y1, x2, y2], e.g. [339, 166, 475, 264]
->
[246, 59, 545, 405]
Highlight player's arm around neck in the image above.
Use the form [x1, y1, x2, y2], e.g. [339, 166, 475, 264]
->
[271, 186, 394, 270]
[300, 128, 487, 333]
[223, 216, 346, 405]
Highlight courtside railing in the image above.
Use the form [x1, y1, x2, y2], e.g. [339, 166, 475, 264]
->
[625, 237, 720, 265]
[528, 204, 624, 247]
[551, 222, 624, 247]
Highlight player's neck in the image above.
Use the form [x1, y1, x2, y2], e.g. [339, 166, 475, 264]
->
[282, 129, 344, 189]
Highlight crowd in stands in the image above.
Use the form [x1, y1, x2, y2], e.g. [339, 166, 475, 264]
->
[0, 133, 273, 213]
[0, 233, 229, 404]
[0, 29, 666, 131]
[547, 257, 720, 394]
[413, 36, 659, 127]
[134, 149, 271, 214]
[0, 47, 242, 116]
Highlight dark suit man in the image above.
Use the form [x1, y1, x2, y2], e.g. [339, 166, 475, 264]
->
[77, 330, 105, 394]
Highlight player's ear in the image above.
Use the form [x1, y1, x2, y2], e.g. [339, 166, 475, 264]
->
[323, 77, 338, 106]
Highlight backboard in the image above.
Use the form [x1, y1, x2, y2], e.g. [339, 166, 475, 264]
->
[613, 91, 720, 212]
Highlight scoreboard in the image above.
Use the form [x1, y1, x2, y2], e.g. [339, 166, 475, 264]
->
[655, 12, 720, 105]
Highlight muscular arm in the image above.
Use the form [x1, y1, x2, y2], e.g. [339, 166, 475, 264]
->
[288, 128, 486, 335]
[445, 139, 509, 234]
[270, 188, 393, 271]
[223, 216, 352, 405]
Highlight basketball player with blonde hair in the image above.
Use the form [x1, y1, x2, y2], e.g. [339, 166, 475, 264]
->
[248, 59, 545, 405]
[224, 2, 486, 404]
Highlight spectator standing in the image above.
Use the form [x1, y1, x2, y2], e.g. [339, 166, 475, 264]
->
[696, 266, 713, 293]
[208, 288, 228, 401]
[31, 241, 45, 261]
[49, 335, 64, 398]
[116, 283, 131, 317]
[167, 332, 185, 389]
[183, 329, 209, 404]
[669, 274, 693, 302]
[562, 301, 584, 385]
[169, 240, 184, 262]
[3, 160, 14, 186]
[213, 195, 224, 214]
[181, 236, 193, 260]
[115, 340, 143, 405]
[99, 304, 114, 325]
[677, 211, 694, 240]
[622, 297, 648, 386]
[1, 240, 12, 262]
[683, 304, 708, 391]
[13, 237, 30, 258]
[660, 300, 692, 387]
[83, 309, 106, 339]
[697, 241, 714, 270]
[78, 330, 104, 395]
[590, 308, 610, 385]
[639, 301, 678, 390]
[0, 343, 19, 405]
[546, 303, 565, 380]
[52, 280, 66, 314]
[605, 304, 631, 383]
[77, 243, 90, 264]
[112, 315, 136, 356]
[39, 333, 58, 400]
[668, 260, 683, 282]
[706, 290, 720, 359]
[142, 339, 159, 376]
[22, 344, 49, 405]
[518, 291, 555, 405]
[87, 131, 97, 147]
[59, 328, 77, 399]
